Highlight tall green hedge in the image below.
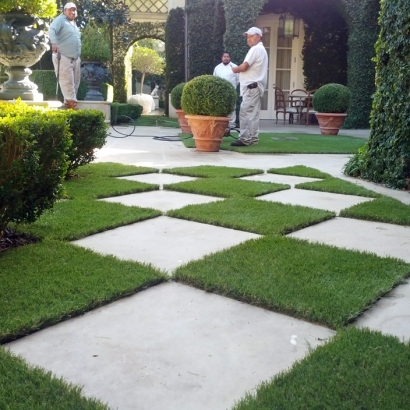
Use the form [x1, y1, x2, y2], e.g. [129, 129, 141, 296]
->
[344, 0, 410, 189]
[343, 0, 380, 129]
[164, 8, 185, 115]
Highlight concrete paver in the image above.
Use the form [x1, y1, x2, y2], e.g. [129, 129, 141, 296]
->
[240, 173, 322, 187]
[73, 216, 260, 273]
[7, 282, 335, 410]
[118, 173, 197, 188]
[288, 217, 410, 262]
[100, 190, 222, 212]
[257, 188, 373, 214]
[6, 123, 410, 409]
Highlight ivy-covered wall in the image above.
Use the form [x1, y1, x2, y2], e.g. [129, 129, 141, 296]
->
[342, 0, 380, 129]
[112, 21, 165, 103]
[187, 0, 225, 79]
[344, 0, 410, 189]
[164, 8, 185, 115]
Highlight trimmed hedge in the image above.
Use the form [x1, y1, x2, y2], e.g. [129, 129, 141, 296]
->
[65, 110, 108, 176]
[0, 104, 71, 232]
[181, 75, 237, 117]
[111, 103, 143, 125]
[313, 83, 351, 113]
[170, 83, 185, 110]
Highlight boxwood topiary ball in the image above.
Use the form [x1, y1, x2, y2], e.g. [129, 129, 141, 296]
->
[181, 75, 237, 117]
[170, 82, 185, 110]
[313, 83, 351, 113]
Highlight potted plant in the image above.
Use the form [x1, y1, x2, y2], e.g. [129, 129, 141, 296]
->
[80, 22, 111, 101]
[170, 82, 191, 134]
[0, 0, 57, 100]
[181, 75, 237, 152]
[313, 83, 351, 135]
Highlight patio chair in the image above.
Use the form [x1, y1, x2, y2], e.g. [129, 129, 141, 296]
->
[290, 89, 308, 124]
[274, 87, 298, 124]
[300, 89, 318, 125]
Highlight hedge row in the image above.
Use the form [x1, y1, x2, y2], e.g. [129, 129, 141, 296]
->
[0, 101, 107, 233]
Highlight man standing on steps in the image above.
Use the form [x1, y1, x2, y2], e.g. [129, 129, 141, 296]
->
[231, 27, 268, 146]
[213, 51, 239, 129]
[49, 2, 81, 110]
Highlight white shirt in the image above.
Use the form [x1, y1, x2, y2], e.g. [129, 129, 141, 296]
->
[239, 42, 268, 96]
[213, 62, 239, 89]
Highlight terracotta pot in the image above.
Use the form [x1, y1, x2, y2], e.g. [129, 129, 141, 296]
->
[185, 114, 229, 152]
[175, 109, 192, 134]
[315, 112, 347, 135]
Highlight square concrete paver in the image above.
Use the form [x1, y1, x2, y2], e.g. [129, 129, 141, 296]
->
[241, 173, 322, 187]
[7, 282, 335, 410]
[288, 217, 410, 262]
[118, 173, 197, 188]
[100, 190, 222, 212]
[354, 280, 410, 342]
[72, 216, 260, 273]
[257, 188, 373, 214]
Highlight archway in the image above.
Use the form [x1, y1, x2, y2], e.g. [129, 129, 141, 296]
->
[112, 21, 166, 102]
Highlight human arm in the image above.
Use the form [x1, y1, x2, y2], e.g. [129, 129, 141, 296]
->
[232, 62, 249, 74]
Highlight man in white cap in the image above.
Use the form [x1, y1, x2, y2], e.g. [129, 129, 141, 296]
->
[213, 51, 239, 129]
[231, 27, 268, 146]
[49, 2, 81, 109]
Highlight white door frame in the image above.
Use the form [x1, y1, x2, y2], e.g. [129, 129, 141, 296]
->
[256, 14, 305, 120]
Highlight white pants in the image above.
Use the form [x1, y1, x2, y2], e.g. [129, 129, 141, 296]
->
[52, 53, 81, 102]
[239, 87, 262, 144]
[228, 109, 237, 128]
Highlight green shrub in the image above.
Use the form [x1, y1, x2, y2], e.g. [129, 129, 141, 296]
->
[0, 110, 71, 232]
[181, 75, 237, 117]
[111, 103, 143, 125]
[170, 82, 185, 110]
[81, 22, 111, 63]
[313, 83, 351, 113]
[65, 110, 108, 177]
[0, 0, 57, 18]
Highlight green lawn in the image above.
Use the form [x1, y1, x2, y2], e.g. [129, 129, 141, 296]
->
[2, 162, 409, 408]
[181, 132, 366, 153]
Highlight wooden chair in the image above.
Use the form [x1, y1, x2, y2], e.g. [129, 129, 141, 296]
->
[300, 89, 318, 125]
[274, 87, 298, 124]
[290, 89, 308, 124]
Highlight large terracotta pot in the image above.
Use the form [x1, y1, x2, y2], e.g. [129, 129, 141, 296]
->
[0, 11, 49, 101]
[175, 109, 192, 134]
[315, 112, 347, 135]
[185, 114, 229, 152]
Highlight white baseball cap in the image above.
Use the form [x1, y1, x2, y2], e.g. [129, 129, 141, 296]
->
[243, 27, 262, 37]
[64, 2, 77, 9]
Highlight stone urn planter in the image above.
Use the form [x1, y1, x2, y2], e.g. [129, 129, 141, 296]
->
[81, 61, 108, 101]
[315, 112, 347, 135]
[185, 115, 229, 152]
[0, 11, 49, 101]
[175, 109, 192, 134]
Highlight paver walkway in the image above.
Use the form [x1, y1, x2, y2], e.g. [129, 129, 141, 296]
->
[7, 123, 410, 410]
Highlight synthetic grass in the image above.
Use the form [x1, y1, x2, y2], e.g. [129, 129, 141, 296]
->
[0, 347, 109, 410]
[182, 133, 366, 153]
[164, 178, 290, 198]
[167, 197, 335, 235]
[0, 240, 167, 342]
[232, 327, 410, 410]
[64, 162, 159, 200]
[340, 195, 410, 226]
[173, 235, 410, 328]
[295, 176, 379, 198]
[15, 199, 161, 241]
[163, 165, 264, 178]
[135, 115, 180, 128]
[268, 165, 331, 178]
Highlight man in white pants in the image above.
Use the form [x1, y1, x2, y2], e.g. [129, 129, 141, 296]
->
[213, 52, 239, 129]
[49, 2, 81, 110]
[231, 27, 268, 146]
